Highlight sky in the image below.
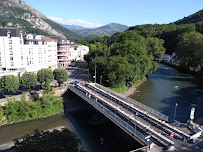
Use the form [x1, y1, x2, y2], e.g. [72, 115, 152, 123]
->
[23, 0, 203, 28]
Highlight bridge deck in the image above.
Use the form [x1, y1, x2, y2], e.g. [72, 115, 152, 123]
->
[89, 83, 192, 136]
[69, 82, 200, 151]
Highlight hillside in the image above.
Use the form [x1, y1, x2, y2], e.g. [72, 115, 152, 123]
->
[62, 24, 86, 31]
[74, 23, 129, 38]
[175, 9, 203, 25]
[0, 0, 81, 40]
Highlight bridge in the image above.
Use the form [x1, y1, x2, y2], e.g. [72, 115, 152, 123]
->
[69, 82, 203, 152]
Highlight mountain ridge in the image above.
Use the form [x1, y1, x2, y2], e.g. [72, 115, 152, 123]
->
[73, 23, 129, 38]
[0, 0, 81, 39]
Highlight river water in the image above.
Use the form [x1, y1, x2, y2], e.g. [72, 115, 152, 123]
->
[130, 63, 203, 123]
[0, 63, 202, 151]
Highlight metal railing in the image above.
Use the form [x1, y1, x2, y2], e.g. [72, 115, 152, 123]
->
[69, 85, 175, 147]
[69, 85, 150, 148]
[93, 83, 169, 122]
[87, 83, 190, 139]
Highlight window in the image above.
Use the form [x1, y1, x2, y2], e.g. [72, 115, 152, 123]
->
[10, 51, 13, 55]
[20, 40, 22, 44]
[9, 40, 12, 44]
[9, 45, 12, 50]
[0, 62, 2, 66]
[10, 62, 14, 66]
[7, 32, 11, 38]
[21, 56, 23, 60]
[10, 57, 13, 61]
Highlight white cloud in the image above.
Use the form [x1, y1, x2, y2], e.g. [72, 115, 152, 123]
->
[49, 16, 103, 28]
[144, 20, 150, 24]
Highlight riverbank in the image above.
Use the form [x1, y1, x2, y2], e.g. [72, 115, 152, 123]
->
[159, 60, 203, 82]
[122, 77, 147, 96]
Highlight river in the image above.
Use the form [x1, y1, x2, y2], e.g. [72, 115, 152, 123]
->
[0, 63, 202, 151]
[130, 63, 203, 124]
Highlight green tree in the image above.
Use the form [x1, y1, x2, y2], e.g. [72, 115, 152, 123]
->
[53, 68, 68, 86]
[12, 129, 82, 152]
[176, 31, 203, 70]
[0, 106, 4, 123]
[20, 72, 37, 92]
[146, 37, 165, 59]
[2, 21, 7, 27]
[0, 75, 19, 95]
[37, 68, 54, 92]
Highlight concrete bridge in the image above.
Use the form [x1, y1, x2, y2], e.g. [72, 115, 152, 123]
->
[69, 82, 203, 152]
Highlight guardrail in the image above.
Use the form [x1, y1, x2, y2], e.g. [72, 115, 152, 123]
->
[87, 83, 190, 140]
[70, 85, 175, 147]
[69, 85, 150, 149]
[94, 83, 169, 122]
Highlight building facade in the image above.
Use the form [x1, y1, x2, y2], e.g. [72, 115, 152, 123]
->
[0, 27, 58, 76]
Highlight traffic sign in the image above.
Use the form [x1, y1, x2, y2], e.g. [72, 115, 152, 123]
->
[170, 133, 174, 138]
[190, 108, 195, 120]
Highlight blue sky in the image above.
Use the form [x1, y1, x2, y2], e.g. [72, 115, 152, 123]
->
[23, 0, 203, 28]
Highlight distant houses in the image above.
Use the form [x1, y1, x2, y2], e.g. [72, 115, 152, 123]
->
[0, 27, 89, 77]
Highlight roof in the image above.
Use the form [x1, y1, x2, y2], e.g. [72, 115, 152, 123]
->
[0, 27, 23, 37]
[43, 36, 57, 42]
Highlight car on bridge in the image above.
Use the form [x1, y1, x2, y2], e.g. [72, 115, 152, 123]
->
[74, 81, 80, 85]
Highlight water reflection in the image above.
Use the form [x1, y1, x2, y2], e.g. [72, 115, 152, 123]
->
[130, 64, 203, 123]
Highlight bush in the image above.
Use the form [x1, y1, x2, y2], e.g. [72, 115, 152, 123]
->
[0, 106, 4, 123]
[4, 94, 64, 123]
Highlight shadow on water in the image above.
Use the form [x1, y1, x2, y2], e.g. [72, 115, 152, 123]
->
[130, 63, 203, 125]
[159, 86, 203, 124]
[63, 90, 142, 152]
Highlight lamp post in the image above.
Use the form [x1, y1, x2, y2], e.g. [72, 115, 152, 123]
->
[174, 103, 178, 122]
[100, 75, 102, 85]
[94, 65, 96, 83]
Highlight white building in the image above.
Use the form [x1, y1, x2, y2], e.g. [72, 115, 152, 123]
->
[0, 27, 58, 77]
[43, 36, 58, 70]
[0, 27, 25, 76]
[23, 34, 48, 73]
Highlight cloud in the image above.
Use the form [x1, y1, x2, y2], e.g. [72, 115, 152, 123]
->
[49, 16, 103, 28]
[144, 20, 150, 24]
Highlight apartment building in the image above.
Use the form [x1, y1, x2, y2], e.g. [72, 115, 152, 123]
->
[0, 27, 58, 76]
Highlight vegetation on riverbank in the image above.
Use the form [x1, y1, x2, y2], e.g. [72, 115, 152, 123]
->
[109, 76, 146, 93]
[12, 128, 83, 152]
[77, 31, 165, 90]
[0, 93, 64, 124]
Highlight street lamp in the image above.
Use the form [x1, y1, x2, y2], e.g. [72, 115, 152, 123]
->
[94, 65, 96, 83]
[174, 103, 178, 122]
[100, 75, 102, 85]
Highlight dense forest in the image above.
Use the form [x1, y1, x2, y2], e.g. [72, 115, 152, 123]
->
[77, 31, 165, 91]
[76, 9, 203, 90]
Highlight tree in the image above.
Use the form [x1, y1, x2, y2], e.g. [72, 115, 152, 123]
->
[12, 128, 82, 152]
[37, 68, 54, 92]
[20, 72, 37, 92]
[2, 21, 7, 27]
[176, 31, 203, 70]
[146, 37, 165, 59]
[53, 68, 68, 86]
[0, 75, 19, 95]
[0, 106, 4, 123]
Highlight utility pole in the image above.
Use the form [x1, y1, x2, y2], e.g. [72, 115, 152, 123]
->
[174, 103, 178, 122]
[94, 65, 96, 83]
[100, 75, 102, 85]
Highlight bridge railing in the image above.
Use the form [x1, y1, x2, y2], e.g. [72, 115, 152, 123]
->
[69, 85, 150, 149]
[94, 83, 169, 122]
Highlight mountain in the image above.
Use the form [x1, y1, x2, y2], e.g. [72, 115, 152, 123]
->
[74, 23, 129, 38]
[62, 24, 87, 31]
[0, 0, 81, 39]
[175, 9, 203, 25]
